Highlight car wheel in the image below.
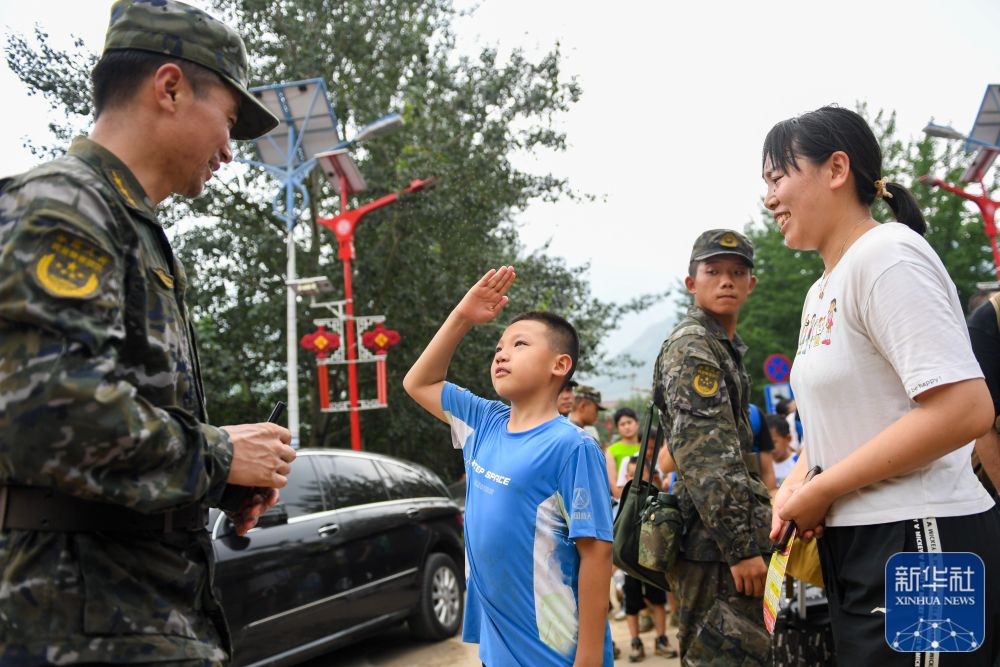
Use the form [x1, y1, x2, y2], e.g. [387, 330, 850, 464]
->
[409, 552, 463, 640]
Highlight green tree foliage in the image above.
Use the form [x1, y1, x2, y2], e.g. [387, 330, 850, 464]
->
[5, 0, 654, 481]
[4, 27, 95, 155]
[737, 108, 997, 404]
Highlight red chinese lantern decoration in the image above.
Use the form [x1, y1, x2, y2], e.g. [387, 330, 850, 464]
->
[361, 323, 400, 404]
[361, 323, 401, 355]
[300, 325, 341, 408]
[300, 325, 341, 359]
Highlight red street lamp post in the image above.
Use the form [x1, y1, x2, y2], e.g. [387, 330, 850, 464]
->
[315, 170, 432, 450]
[919, 176, 1000, 280]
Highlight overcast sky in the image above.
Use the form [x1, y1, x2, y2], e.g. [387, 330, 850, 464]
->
[3, 0, 999, 359]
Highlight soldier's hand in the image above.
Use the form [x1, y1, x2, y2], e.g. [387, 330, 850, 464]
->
[226, 488, 280, 536]
[730, 556, 767, 597]
[223, 422, 295, 488]
[452, 266, 515, 325]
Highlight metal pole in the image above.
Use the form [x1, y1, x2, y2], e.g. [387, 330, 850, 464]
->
[286, 228, 299, 447]
[285, 129, 300, 448]
[988, 234, 1000, 281]
[341, 174, 363, 450]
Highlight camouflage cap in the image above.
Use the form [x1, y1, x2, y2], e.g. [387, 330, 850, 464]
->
[104, 0, 279, 140]
[690, 229, 754, 267]
[575, 385, 606, 410]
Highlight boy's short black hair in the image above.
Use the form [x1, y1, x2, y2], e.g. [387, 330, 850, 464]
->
[91, 50, 222, 118]
[613, 407, 638, 425]
[509, 311, 579, 381]
[765, 413, 790, 438]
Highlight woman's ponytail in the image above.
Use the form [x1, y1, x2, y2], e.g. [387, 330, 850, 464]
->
[880, 182, 927, 236]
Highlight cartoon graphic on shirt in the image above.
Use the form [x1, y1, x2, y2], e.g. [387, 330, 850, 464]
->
[798, 298, 838, 356]
[821, 299, 837, 346]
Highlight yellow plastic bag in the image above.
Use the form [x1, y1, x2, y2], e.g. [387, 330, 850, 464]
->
[786, 536, 824, 588]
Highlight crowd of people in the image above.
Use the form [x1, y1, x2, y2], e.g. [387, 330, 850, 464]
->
[405, 105, 1000, 667]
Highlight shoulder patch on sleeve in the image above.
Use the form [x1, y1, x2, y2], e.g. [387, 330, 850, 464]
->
[692, 364, 722, 397]
[33, 230, 112, 299]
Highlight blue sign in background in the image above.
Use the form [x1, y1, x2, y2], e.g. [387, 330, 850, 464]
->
[885, 552, 985, 653]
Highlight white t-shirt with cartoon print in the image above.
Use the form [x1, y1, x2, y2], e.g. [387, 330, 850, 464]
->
[790, 222, 994, 526]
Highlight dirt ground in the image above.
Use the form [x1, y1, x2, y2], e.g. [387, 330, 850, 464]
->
[315, 611, 682, 666]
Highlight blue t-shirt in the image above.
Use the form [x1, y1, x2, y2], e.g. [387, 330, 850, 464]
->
[442, 382, 614, 667]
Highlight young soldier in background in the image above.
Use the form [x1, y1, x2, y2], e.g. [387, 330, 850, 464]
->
[652, 230, 772, 664]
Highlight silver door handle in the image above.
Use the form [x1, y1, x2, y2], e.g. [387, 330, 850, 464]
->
[318, 523, 340, 536]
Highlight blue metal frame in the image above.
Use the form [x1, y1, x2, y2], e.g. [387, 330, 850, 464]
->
[238, 78, 340, 230]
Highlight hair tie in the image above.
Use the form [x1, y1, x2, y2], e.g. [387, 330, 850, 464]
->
[874, 178, 893, 200]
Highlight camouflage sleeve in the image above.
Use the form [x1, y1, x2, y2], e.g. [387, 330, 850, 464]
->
[0, 178, 232, 511]
[655, 337, 761, 566]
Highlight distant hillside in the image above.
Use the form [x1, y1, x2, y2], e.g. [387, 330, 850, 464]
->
[585, 315, 676, 401]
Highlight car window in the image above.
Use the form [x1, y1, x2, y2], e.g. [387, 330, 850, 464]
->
[377, 460, 445, 500]
[327, 455, 390, 508]
[278, 456, 326, 519]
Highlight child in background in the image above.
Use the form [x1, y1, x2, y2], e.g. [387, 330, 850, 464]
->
[765, 413, 797, 489]
[606, 407, 641, 500]
[621, 456, 677, 661]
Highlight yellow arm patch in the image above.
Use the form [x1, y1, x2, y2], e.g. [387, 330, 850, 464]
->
[33, 231, 112, 300]
[693, 364, 722, 397]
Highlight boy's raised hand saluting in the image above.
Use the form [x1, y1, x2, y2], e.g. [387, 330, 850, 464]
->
[454, 266, 516, 324]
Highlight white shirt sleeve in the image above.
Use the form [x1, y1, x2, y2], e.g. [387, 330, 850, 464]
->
[860, 259, 982, 399]
[616, 457, 630, 488]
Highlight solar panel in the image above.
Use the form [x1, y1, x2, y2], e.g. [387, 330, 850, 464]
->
[315, 148, 367, 196]
[962, 84, 1000, 183]
[249, 79, 341, 168]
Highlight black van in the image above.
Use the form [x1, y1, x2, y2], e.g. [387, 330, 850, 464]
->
[210, 449, 465, 667]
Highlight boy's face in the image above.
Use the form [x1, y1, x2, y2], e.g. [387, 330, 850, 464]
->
[684, 256, 757, 318]
[616, 416, 639, 440]
[627, 459, 653, 482]
[556, 387, 575, 416]
[492, 319, 569, 401]
[769, 428, 792, 458]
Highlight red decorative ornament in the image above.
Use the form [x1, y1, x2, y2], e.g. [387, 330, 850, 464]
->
[300, 325, 341, 360]
[361, 323, 401, 355]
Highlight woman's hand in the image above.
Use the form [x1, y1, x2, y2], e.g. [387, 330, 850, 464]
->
[769, 480, 796, 541]
[777, 478, 832, 541]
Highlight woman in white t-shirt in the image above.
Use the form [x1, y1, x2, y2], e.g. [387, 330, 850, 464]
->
[762, 106, 1000, 665]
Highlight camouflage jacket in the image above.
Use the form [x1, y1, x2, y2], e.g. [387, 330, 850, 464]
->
[652, 305, 772, 565]
[0, 137, 232, 664]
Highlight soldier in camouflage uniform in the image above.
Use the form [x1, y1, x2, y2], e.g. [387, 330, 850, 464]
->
[652, 229, 773, 665]
[0, 2, 297, 664]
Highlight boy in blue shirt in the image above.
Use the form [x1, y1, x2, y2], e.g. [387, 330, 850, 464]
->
[404, 266, 614, 666]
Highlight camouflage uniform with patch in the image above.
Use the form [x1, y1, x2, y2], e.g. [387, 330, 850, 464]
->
[652, 230, 773, 665]
[0, 1, 277, 665]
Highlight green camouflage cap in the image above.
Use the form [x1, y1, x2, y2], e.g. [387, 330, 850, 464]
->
[690, 229, 754, 267]
[575, 385, 606, 410]
[104, 0, 279, 140]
